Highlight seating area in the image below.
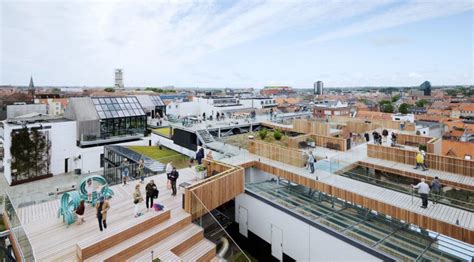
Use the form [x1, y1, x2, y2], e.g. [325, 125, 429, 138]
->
[17, 168, 217, 262]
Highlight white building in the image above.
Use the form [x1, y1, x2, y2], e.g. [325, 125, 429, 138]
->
[115, 69, 124, 89]
[392, 113, 415, 123]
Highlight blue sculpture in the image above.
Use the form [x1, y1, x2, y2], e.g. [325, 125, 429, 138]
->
[57, 175, 114, 226]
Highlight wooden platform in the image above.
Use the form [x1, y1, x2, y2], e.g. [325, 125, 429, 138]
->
[223, 154, 474, 244]
[17, 168, 217, 262]
[359, 157, 474, 192]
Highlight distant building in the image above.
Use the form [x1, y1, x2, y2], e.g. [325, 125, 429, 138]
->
[312, 100, 349, 118]
[420, 81, 431, 96]
[115, 69, 124, 89]
[314, 81, 324, 95]
[260, 86, 295, 96]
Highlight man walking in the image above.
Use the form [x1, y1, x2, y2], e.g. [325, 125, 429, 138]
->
[169, 167, 179, 196]
[95, 196, 110, 231]
[412, 178, 430, 208]
[431, 177, 442, 204]
[308, 151, 316, 174]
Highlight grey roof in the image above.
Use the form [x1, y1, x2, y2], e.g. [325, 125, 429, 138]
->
[64, 97, 99, 121]
[134, 95, 165, 109]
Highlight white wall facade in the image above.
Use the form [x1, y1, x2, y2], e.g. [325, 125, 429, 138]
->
[235, 193, 381, 262]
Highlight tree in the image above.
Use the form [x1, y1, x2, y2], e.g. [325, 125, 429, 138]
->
[391, 94, 400, 103]
[104, 87, 115, 92]
[379, 100, 394, 113]
[51, 88, 61, 93]
[416, 99, 429, 108]
[398, 103, 413, 114]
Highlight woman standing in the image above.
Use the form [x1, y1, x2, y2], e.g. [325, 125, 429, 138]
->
[122, 158, 130, 186]
[138, 159, 145, 183]
[133, 184, 144, 217]
[75, 200, 86, 225]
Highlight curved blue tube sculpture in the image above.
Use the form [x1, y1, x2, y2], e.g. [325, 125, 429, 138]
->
[57, 175, 114, 226]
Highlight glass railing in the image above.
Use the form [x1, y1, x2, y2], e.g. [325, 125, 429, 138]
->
[189, 191, 252, 261]
[245, 179, 474, 261]
[80, 130, 145, 143]
[2, 192, 35, 262]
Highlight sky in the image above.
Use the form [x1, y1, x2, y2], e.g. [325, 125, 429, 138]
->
[0, 0, 473, 88]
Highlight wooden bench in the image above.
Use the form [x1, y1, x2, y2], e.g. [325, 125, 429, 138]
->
[180, 239, 216, 262]
[84, 210, 192, 262]
[127, 223, 204, 262]
[76, 209, 171, 261]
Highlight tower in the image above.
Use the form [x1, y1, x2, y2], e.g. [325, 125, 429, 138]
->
[420, 81, 431, 96]
[28, 75, 35, 98]
[115, 69, 124, 89]
[315, 81, 324, 95]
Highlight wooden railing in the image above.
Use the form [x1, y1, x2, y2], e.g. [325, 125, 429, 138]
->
[367, 144, 474, 177]
[184, 160, 244, 220]
[397, 133, 432, 147]
[346, 121, 382, 134]
[287, 134, 347, 151]
[330, 116, 416, 131]
[248, 140, 307, 167]
[292, 119, 330, 136]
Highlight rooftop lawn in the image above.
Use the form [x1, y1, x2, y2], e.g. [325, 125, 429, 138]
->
[127, 146, 190, 169]
[154, 127, 172, 137]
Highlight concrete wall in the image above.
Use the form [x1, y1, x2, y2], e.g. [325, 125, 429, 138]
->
[235, 193, 381, 262]
[6, 104, 47, 118]
[151, 133, 195, 158]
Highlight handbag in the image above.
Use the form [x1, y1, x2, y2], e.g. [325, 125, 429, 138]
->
[133, 199, 139, 204]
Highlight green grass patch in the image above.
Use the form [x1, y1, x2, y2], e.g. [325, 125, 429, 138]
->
[154, 127, 172, 137]
[127, 146, 190, 169]
[230, 251, 258, 262]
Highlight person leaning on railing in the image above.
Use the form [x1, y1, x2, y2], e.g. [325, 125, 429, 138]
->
[431, 177, 442, 205]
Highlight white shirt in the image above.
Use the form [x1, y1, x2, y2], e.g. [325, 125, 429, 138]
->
[166, 163, 173, 174]
[414, 182, 430, 194]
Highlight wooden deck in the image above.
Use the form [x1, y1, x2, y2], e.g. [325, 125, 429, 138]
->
[17, 168, 216, 262]
[223, 154, 474, 244]
[359, 157, 474, 191]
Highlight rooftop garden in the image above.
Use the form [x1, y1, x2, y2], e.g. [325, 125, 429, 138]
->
[127, 146, 190, 169]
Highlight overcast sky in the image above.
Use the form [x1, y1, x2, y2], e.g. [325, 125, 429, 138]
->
[1, 0, 473, 88]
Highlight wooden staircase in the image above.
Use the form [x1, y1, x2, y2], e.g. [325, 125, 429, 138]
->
[76, 208, 216, 262]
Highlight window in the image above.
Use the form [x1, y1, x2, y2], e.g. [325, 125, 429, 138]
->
[465, 155, 472, 160]
[100, 153, 104, 168]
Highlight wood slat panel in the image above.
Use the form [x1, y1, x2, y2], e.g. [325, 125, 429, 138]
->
[367, 144, 474, 177]
[287, 134, 347, 151]
[292, 119, 331, 136]
[184, 160, 245, 220]
[248, 140, 306, 167]
[330, 116, 416, 131]
[397, 133, 433, 147]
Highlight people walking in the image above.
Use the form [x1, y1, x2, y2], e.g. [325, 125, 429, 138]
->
[75, 200, 86, 225]
[133, 184, 144, 217]
[122, 158, 130, 185]
[431, 177, 442, 204]
[138, 159, 145, 183]
[308, 151, 316, 174]
[412, 178, 430, 208]
[96, 196, 110, 231]
[145, 180, 158, 211]
[169, 167, 179, 196]
[166, 161, 173, 190]
[414, 151, 428, 171]
[196, 147, 204, 165]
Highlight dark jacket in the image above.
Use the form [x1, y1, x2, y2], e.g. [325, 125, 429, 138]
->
[75, 204, 85, 216]
[146, 183, 157, 197]
[169, 170, 179, 182]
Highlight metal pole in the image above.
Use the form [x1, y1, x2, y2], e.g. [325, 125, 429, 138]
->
[411, 187, 414, 204]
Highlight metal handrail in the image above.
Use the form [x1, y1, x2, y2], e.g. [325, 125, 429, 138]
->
[190, 190, 251, 261]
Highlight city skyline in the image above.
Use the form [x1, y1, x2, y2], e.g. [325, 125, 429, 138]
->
[1, 0, 473, 88]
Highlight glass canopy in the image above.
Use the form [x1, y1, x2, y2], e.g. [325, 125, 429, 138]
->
[91, 97, 146, 119]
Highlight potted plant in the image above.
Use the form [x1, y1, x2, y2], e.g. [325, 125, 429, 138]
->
[306, 137, 315, 147]
[194, 164, 207, 179]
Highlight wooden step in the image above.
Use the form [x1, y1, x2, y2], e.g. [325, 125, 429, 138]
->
[179, 239, 216, 262]
[159, 250, 180, 261]
[127, 223, 204, 262]
[77, 209, 171, 261]
[85, 209, 192, 262]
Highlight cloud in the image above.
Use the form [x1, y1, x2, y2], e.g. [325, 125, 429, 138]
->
[369, 36, 410, 47]
[299, 0, 474, 45]
[408, 72, 423, 78]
